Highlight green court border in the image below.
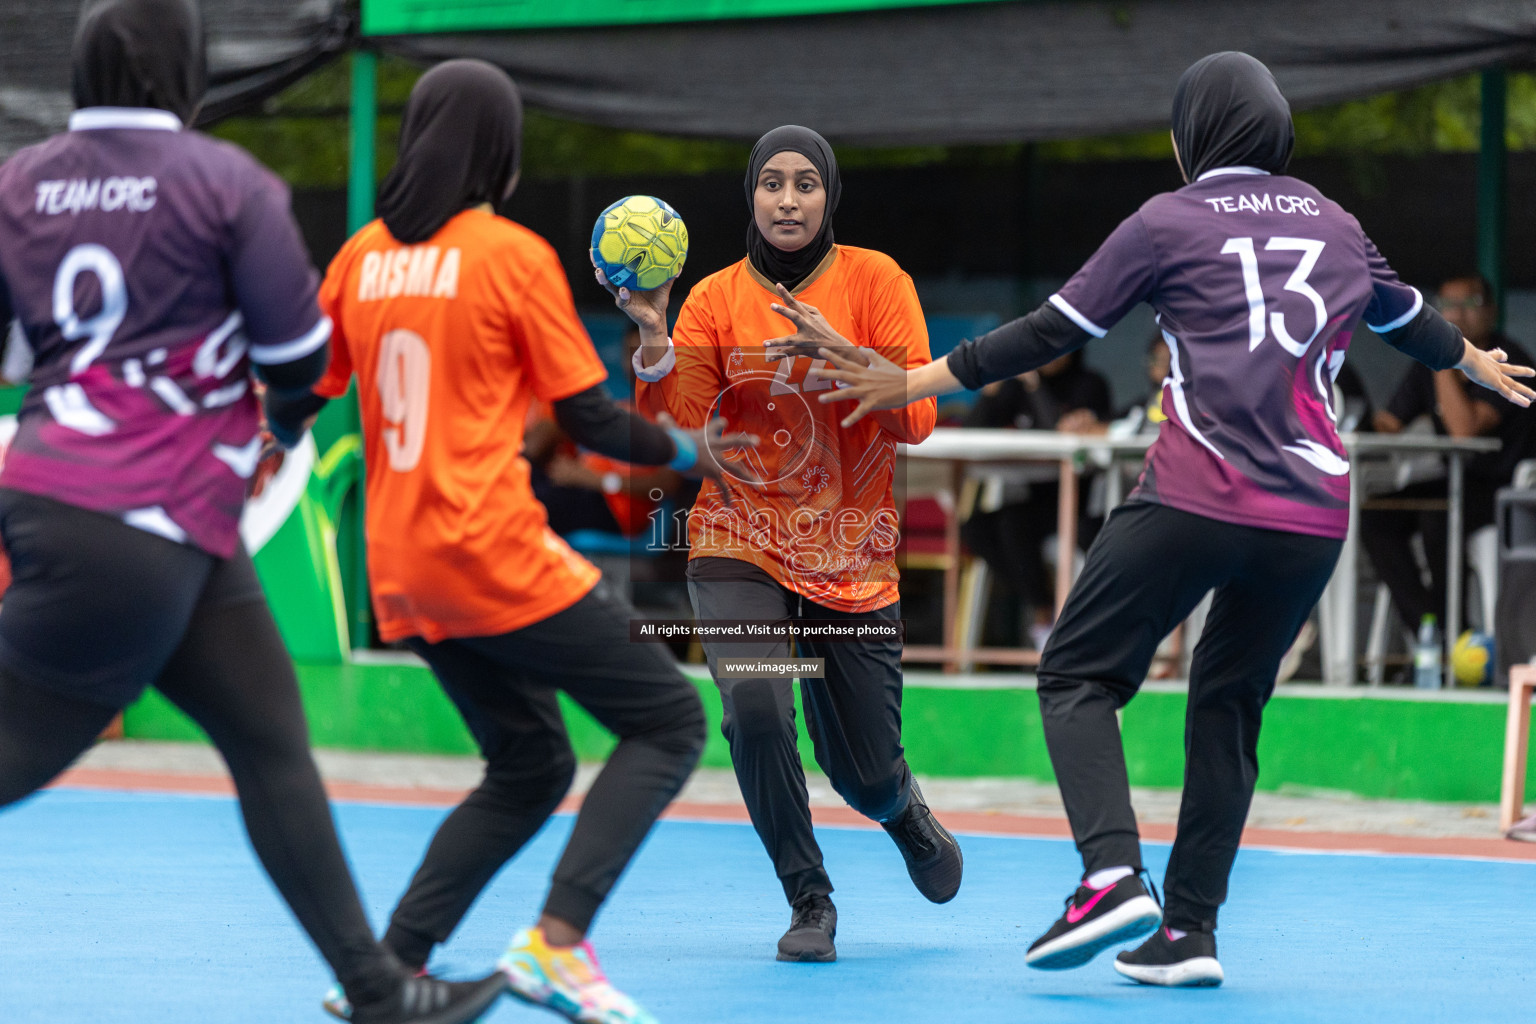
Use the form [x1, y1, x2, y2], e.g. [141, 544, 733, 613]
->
[363, 0, 1015, 37]
[121, 662, 1535, 804]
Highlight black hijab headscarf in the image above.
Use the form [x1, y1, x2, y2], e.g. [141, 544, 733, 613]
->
[377, 60, 523, 245]
[72, 0, 205, 123]
[744, 125, 842, 289]
[1171, 52, 1294, 182]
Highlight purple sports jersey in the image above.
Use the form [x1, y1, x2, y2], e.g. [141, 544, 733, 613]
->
[1050, 166, 1423, 539]
[0, 107, 328, 557]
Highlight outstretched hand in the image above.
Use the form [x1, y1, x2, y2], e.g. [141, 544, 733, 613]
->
[804, 345, 912, 427]
[762, 282, 861, 364]
[1458, 341, 1536, 407]
[657, 412, 762, 507]
[251, 430, 284, 499]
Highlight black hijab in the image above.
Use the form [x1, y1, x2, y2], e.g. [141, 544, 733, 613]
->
[744, 125, 842, 290]
[1171, 52, 1294, 182]
[72, 0, 205, 123]
[377, 60, 523, 245]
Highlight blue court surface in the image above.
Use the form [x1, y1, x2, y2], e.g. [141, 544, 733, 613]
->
[1, 787, 1530, 1023]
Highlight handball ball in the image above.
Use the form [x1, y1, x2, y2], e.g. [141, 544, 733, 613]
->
[1451, 630, 1494, 687]
[591, 195, 688, 291]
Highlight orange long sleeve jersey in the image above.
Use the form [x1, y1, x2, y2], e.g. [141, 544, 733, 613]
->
[636, 245, 937, 613]
[315, 210, 606, 643]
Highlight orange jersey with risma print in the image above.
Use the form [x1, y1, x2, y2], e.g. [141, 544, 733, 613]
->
[636, 245, 936, 613]
[315, 209, 605, 643]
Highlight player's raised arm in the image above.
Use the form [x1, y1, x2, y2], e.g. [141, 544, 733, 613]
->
[597, 259, 730, 430]
[550, 383, 762, 497]
[525, 234, 759, 492]
[819, 212, 1154, 426]
[816, 300, 1095, 426]
[1361, 236, 1534, 407]
[767, 275, 937, 441]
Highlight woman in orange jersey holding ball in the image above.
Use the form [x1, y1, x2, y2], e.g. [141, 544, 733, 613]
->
[603, 125, 962, 964]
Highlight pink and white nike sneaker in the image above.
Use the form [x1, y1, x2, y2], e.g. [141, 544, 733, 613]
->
[1025, 871, 1162, 970]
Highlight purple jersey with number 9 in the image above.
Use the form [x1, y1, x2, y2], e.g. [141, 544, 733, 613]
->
[1047, 167, 1423, 539]
[0, 109, 329, 557]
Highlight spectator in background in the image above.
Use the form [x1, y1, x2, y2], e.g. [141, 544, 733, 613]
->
[1364, 273, 1536, 636]
[1059, 333, 1170, 437]
[1335, 359, 1374, 433]
[527, 327, 693, 539]
[961, 349, 1112, 649]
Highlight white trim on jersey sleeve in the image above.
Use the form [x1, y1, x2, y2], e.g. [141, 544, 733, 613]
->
[1048, 294, 1108, 338]
[248, 317, 332, 365]
[1365, 287, 1423, 333]
[632, 337, 676, 382]
[69, 108, 183, 132]
[1195, 166, 1272, 181]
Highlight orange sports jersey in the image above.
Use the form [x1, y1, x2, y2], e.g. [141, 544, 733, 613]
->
[636, 245, 936, 613]
[316, 209, 605, 643]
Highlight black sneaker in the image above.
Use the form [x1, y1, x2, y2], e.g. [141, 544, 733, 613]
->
[881, 781, 963, 903]
[1114, 926, 1224, 987]
[350, 971, 507, 1024]
[776, 894, 837, 962]
[1025, 871, 1162, 970]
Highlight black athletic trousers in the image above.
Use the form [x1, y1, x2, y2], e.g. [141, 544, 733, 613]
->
[0, 490, 401, 1006]
[1036, 501, 1340, 933]
[382, 578, 704, 968]
[686, 556, 911, 906]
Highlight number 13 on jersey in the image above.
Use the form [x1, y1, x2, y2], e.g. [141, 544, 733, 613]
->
[1221, 236, 1327, 358]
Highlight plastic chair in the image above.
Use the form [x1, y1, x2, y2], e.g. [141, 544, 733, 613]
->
[1465, 459, 1536, 633]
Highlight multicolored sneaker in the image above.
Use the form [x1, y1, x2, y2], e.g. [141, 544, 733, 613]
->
[322, 983, 352, 1020]
[498, 927, 658, 1024]
[1025, 870, 1162, 970]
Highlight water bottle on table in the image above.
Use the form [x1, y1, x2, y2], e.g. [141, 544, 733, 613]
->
[1414, 614, 1442, 690]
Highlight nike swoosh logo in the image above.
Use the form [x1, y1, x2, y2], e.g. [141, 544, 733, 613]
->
[1066, 885, 1116, 923]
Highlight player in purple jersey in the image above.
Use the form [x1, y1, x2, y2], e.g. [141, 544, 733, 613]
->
[0, 1, 504, 1020]
[772, 52, 1534, 986]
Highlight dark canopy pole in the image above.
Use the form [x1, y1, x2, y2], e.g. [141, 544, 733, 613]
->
[1478, 68, 1507, 329]
[344, 48, 377, 649]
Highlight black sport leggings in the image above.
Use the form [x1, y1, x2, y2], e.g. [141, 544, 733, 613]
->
[1036, 501, 1340, 933]
[0, 490, 400, 1006]
[685, 556, 911, 907]
[382, 578, 705, 968]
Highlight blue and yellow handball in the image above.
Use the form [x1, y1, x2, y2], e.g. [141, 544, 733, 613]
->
[1451, 630, 1495, 687]
[591, 195, 689, 291]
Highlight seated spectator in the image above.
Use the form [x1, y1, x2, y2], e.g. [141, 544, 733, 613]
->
[1335, 359, 1374, 433]
[959, 350, 1112, 649]
[1363, 273, 1536, 636]
[1059, 333, 1170, 437]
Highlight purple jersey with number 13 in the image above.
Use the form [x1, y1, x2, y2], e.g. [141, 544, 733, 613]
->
[1049, 167, 1423, 539]
[0, 108, 328, 557]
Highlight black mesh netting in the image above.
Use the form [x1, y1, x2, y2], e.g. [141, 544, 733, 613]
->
[4, 0, 1535, 156]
